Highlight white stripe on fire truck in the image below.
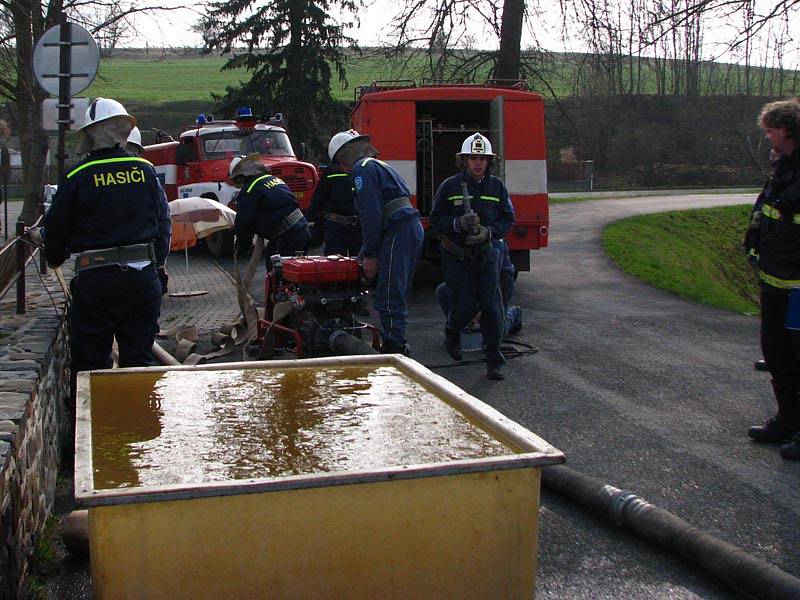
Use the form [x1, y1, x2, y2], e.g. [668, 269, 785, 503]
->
[154, 164, 177, 186]
[504, 160, 548, 195]
[385, 160, 416, 196]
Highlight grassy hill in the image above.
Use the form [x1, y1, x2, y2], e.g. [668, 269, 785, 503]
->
[602, 205, 759, 314]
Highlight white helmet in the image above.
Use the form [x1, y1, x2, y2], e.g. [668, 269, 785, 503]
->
[228, 155, 245, 179]
[127, 127, 143, 150]
[458, 133, 494, 157]
[328, 129, 370, 161]
[79, 97, 136, 131]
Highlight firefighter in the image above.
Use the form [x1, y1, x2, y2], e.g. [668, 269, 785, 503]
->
[229, 154, 310, 262]
[327, 129, 424, 355]
[41, 97, 171, 422]
[126, 127, 143, 156]
[430, 133, 515, 380]
[746, 98, 800, 460]
[306, 162, 362, 256]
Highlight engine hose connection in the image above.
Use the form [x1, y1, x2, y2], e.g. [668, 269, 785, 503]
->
[542, 464, 800, 600]
[328, 329, 379, 356]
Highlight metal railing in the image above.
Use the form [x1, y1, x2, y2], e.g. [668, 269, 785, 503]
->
[0, 215, 46, 315]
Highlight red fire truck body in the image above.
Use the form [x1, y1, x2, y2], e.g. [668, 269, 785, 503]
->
[350, 82, 548, 271]
[142, 114, 318, 255]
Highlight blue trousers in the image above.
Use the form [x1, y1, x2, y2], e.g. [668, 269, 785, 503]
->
[436, 282, 521, 339]
[373, 218, 424, 347]
[441, 245, 504, 366]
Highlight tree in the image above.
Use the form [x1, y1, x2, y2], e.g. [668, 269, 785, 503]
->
[1, 1, 177, 225]
[201, 0, 359, 158]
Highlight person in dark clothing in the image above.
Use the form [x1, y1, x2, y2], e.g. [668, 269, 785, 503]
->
[41, 98, 171, 422]
[229, 154, 310, 262]
[745, 98, 800, 460]
[327, 130, 424, 355]
[429, 133, 515, 380]
[306, 163, 362, 256]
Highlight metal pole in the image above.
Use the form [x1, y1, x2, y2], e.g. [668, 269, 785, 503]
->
[56, 12, 71, 180]
[15, 220, 26, 314]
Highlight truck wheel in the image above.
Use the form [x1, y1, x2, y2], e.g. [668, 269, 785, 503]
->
[205, 230, 234, 257]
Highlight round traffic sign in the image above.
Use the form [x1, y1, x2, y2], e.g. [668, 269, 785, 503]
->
[33, 23, 99, 96]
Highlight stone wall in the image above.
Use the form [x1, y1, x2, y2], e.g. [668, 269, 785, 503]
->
[0, 261, 71, 599]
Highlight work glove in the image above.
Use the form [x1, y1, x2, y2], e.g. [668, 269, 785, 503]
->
[464, 224, 490, 246]
[362, 255, 378, 281]
[27, 227, 44, 247]
[454, 212, 480, 233]
[748, 210, 762, 230]
[157, 267, 169, 295]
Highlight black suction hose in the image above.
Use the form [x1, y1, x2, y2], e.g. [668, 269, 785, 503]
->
[543, 464, 800, 599]
[328, 330, 379, 356]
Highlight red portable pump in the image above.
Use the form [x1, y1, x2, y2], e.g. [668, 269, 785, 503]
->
[251, 255, 381, 359]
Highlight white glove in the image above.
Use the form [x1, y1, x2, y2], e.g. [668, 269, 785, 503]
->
[28, 227, 44, 247]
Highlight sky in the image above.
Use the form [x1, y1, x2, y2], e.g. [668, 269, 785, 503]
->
[125, 0, 799, 68]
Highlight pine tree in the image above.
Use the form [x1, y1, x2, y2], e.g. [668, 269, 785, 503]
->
[201, 0, 359, 157]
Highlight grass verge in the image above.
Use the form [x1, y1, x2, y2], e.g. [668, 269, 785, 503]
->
[602, 205, 759, 315]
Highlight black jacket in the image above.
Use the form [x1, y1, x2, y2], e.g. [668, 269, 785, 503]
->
[43, 147, 171, 268]
[758, 148, 800, 291]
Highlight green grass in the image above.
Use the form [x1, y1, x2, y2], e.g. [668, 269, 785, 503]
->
[551, 188, 761, 204]
[84, 52, 428, 105]
[602, 205, 759, 314]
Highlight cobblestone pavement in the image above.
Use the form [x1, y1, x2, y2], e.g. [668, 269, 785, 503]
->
[159, 252, 241, 336]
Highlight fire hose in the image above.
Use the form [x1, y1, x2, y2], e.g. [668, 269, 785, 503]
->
[542, 464, 800, 599]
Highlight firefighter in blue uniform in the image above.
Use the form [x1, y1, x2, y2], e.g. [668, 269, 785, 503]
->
[328, 130, 424, 355]
[746, 98, 800, 460]
[306, 163, 362, 256]
[229, 154, 310, 261]
[430, 133, 515, 380]
[41, 98, 171, 419]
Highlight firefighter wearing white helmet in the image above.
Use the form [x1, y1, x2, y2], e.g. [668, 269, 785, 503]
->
[326, 129, 424, 355]
[42, 97, 171, 427]
[228, 154, 310, 263]
[430, 132, 515, 380]
[126, 127, 143, 156]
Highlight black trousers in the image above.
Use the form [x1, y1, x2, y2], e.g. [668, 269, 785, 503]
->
[761, 285, 800, 395]
[69, 265, 162, 409]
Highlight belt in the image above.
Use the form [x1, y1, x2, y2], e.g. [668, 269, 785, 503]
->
[382, 197, 412, 223]
[269, 208, 305, 239]
[323, 211, 359, 226]
[440, 235, 490, 261]
[75, 242, 155, 272]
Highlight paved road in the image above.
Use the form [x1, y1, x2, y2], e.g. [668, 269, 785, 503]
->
[401, 192, 800, 598]
[48, 192, 799, 598]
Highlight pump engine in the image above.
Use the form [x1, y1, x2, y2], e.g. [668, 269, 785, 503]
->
[251, 255, 381, 359]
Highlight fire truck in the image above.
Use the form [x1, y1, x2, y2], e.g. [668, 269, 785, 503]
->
[350, 81, 549, 271]
[143, 108, 319, 256]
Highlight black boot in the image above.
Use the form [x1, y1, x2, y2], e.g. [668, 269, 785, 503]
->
[748, 381, 800, 443]
[486, 363, 505, 380]
[780, 434, 800, 460]
[381, 341, 412, 357]
[444, 329, 462, 361]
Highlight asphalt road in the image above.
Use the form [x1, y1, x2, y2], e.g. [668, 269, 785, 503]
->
[45, 192, 799, 598]
[400, 192, 797, 599]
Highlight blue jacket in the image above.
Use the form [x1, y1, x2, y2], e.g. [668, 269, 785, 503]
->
[234, 173, 307, 248]
[351, 157, 417, 256]
[43, 147, 171, 268]
[430, 171, 514, 245]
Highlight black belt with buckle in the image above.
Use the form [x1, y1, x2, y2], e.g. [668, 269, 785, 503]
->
[323, 212, 359, 226]
[75, 242, 155, 272]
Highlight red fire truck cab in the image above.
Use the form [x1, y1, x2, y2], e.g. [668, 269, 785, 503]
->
[350, 81, 549, 271]
[143, 109, 319, 256]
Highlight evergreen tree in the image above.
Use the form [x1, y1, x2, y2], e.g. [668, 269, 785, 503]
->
[201, 0, 359, 157]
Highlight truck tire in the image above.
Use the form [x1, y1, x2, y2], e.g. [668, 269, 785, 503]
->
[205, 230, 234, 257]
[200, 193, 234, 257]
